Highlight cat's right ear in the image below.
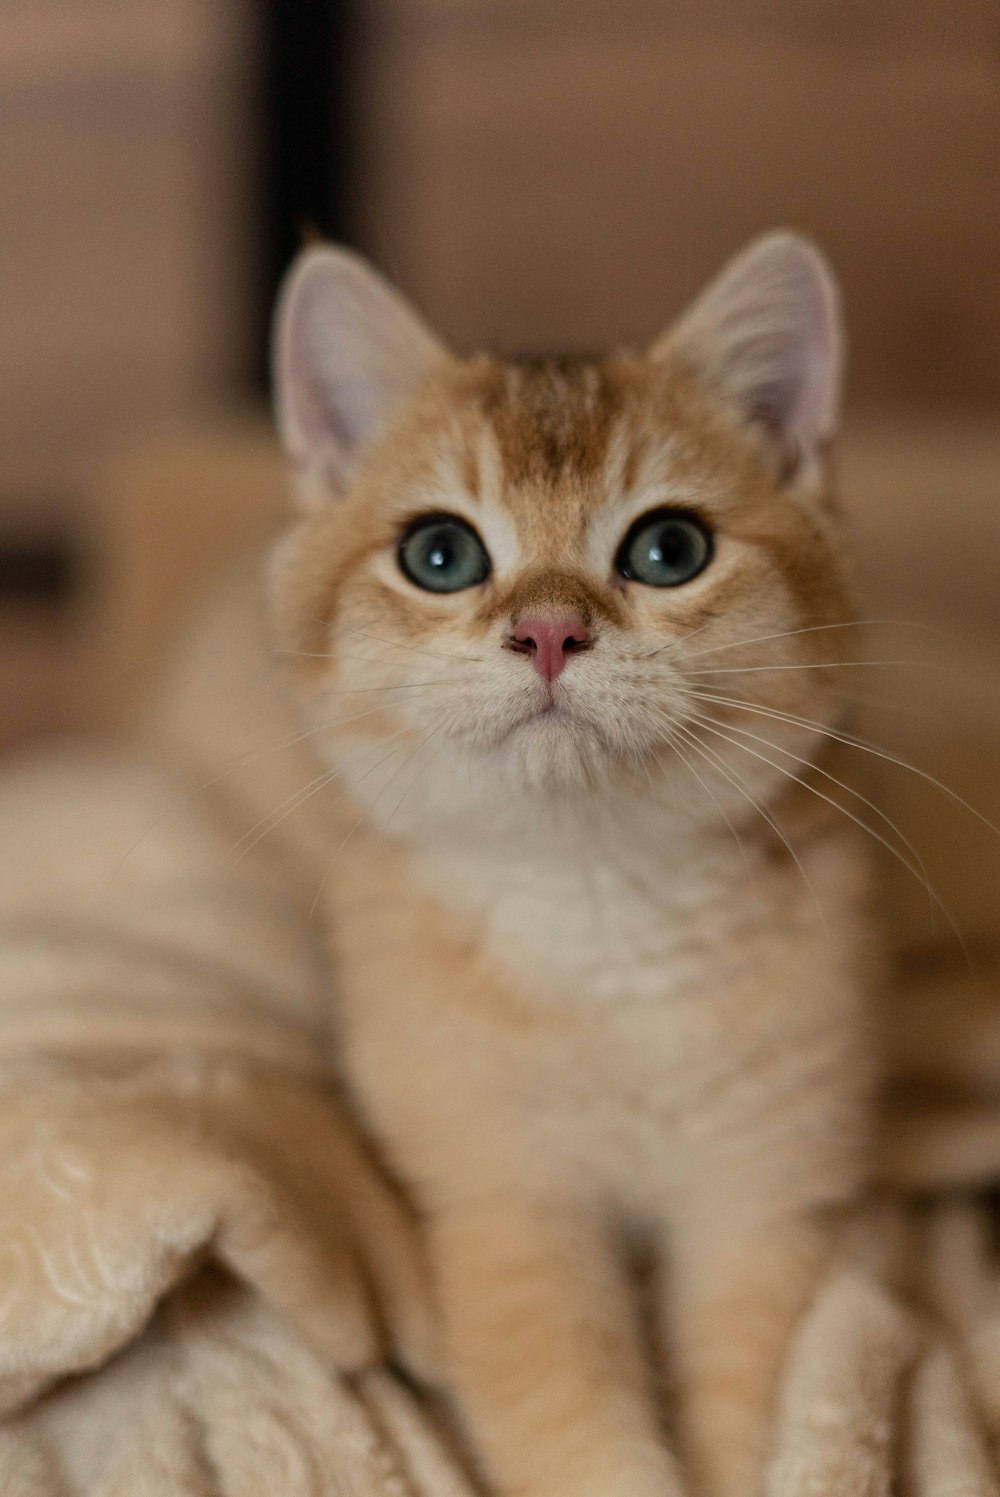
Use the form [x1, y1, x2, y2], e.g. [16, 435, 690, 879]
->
[652, 232, 842, 484]
[272, 246, 447, 505]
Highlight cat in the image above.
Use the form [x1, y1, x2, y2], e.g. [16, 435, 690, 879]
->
[268, 232, 875, 1497]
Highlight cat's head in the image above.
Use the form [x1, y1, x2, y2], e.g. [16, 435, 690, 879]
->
[270, 233, 853, 826]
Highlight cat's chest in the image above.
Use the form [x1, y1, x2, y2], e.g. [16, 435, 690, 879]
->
[417, 818, 757, 1009]
[338, 807, 863, 1211]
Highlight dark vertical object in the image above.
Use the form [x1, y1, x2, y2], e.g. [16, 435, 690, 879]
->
[254, 0, 359, 395]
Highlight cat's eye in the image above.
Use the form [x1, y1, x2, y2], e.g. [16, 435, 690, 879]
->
[616, 509, 713, 588]
[397, 514, 492, 594]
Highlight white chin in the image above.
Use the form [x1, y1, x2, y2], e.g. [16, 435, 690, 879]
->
[501, 712, 609, 789]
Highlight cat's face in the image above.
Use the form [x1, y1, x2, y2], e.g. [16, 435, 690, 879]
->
[271, 234, 853, 823]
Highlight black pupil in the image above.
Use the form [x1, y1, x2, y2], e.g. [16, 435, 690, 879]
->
[427, 534, 453, 571]
[650, 525, 689, 566]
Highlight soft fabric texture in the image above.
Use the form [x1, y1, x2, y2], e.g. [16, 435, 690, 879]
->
[0, 569, 998, 1493]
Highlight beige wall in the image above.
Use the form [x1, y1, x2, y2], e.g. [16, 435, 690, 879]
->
[0, 0, 257, 529]
[356, 0, 1000, 411]
[0, 0, 259, 746]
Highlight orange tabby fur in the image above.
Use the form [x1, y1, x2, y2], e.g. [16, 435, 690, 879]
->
[270, 235, 875, 1497]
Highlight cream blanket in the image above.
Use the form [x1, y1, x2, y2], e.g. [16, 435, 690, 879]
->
[1, 571, 999, 1494]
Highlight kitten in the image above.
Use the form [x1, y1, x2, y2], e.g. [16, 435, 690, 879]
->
[269, 233, 874, 1497]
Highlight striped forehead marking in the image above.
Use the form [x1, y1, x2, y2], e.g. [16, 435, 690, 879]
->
[474, 357, 630, 489]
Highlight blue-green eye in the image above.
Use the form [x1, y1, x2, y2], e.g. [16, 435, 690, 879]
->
[398, 514, 491, 593]
[616, 509, 713, 587]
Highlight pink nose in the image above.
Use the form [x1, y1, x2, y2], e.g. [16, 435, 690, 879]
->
[508, 614, 591, 682]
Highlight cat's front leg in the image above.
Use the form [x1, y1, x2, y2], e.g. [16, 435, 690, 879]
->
[431, 1195, 685, 1497]
[666, 1208, 835, 1497]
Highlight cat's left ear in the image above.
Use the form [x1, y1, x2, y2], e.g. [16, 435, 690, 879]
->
[653, 231, 843, 481]
[273, 245, 448, 504]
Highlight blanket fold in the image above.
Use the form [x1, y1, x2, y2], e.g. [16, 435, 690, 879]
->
[0, 1059, 438, 1419]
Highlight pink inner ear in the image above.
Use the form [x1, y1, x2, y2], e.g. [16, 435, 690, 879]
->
[276, 327, 352, 498]
[745, 397, 803, 484]
[661, 233, 842, 459]
[273, 247, 449, 499]
[793, 282, 840, 445]
[276, 265, 369, 483]
[730, 276, 840, 452]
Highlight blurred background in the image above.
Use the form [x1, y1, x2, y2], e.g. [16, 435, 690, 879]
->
[2, 0, 998, 780]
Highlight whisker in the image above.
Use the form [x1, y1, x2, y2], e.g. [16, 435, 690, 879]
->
[275, 648, 417, 668]
[347, 629, 482, 665]
[308, 812, 366, 921]
[685, 708, 934, 912]
[104, 643, 317, 686]
[225, 764, 343, 868]
[275, 663, 460, 692]
[308, 720, 449, 917]
[687, 659, 933, 677]
[684, 688, 1000, 841]
[642, 619, 715, 659]
[333, 676, 461, 692]
[374, 725, 444, 830]
[668, 719, 830, 944]
[304, 729, 449, 920]
[109, 640, 462, 677]
[227, 730, 410, 867]
[679, 618, 939, 663]
[639, 751, 658, 799]
[382, 724, 450, 832]
[103, 698, 423, 885]
[652, 716, 754, 882]
[310, 614, 482, 666]
[689, 714, 971, 971]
